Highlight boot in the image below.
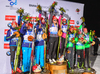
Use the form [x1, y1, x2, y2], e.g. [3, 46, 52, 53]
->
[12, 69, 15, 74]
[41, 67, 44, 72]
[49, 59, 54, 64]
[52, 59, 56, 63]
[16, 67, 22, 73]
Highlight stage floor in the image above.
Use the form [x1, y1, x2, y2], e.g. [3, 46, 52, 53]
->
[15, 46, 100, 74]
[91, 46, 100, 74]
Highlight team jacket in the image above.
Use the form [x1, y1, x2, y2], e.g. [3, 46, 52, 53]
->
[6, 28, 18, 46]
[49, 23, 58, 37]
[84, 33, 93, 48]
[20, 23, 34, 48]
[35, 24, 44, 46]
[61, 24, 67, 38]
[76, 34, 85, 50]
[66, 33, 75, 48]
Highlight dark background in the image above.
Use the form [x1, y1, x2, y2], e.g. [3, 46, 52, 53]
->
[63, 0, 100, 37]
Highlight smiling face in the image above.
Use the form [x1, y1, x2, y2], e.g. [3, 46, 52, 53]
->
[42, 18, 45, 23]
[78, 30, 82, 34]
[63, 21, 66, 25]
[27, 25, 31, 29]
[12, 23, 17, 28]
[25, 22, 30, 29]
[62, 18, 66, 25]
[84, 30, 88, 34]
[53, 19, 57, 24]
[83, 28, 88, 34]
[70, 28, 74, 33]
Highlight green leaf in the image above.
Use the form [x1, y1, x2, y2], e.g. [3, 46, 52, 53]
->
[16, 8, 24, 14]
[59, 7, 66, 12]
[37, 5, 42, 12]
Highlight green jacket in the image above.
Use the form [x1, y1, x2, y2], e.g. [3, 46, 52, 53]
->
[84, 33, 93, 48]
[66, 33, 75, 48]
[75, 35, 85, 50]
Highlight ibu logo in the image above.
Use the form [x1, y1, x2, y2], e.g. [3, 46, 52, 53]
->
[8, 0, 17, 6]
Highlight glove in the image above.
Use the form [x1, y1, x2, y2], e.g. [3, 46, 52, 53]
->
[58, 29, 62, 37]
[67, 29, 71, 33]
[89, 41, 92, 43]
[91, 41, 95, 45]
[42, 33, 47, 40]
[13, 32, 20, 37]
[83, 42, 85, 44]
[44, 38, 47, 41]
[11, 35, 16, 39]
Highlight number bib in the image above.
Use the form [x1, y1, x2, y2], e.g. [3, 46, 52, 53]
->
[36, 31, 43, 41]
[85, 34, 89, 41]
[69, 34, 74, 41]
[62, 25, 67, 33]
[50, 24, 58, 34]
[23, 30, 33, 43]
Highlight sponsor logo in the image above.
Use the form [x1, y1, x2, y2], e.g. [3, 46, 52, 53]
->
[4, 43, 10, 49]
[29, 4, 69, 11]
[75, 26, 80, 28]
[4, 29, 10, 49]
[5, 15, 16, 21]
[76, 8, 80, 14]
[76, 21, 79, 25]
[8, 0, 17, 6]
[4, 29, 9, 35]
[76, 8, 80, 12]
[70, 20, 75, 24]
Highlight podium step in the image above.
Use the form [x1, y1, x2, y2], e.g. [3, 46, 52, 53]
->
[48, 62, 67, 74]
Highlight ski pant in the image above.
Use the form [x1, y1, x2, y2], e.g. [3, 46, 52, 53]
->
[74, 47, 77, 66]
[22, 47, 32, 72]
[94, 45, 98, 55]
[49, 37, 58, 59]
[10, 46, 20, 70]
[85, 48, 90, 68]
[77, 50, 84, 68]
[60, 37, 66, 56]
[35, 45, 44, 68]
[66, 47, 74, 68]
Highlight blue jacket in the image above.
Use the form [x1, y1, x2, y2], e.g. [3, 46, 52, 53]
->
[6, 28, 18, 46]
[20, 23, 34, 48]
[35, 24, 44, 46]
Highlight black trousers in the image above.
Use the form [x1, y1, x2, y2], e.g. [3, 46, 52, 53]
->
[49, 37, 58, 59]
[66, 47, 74, 68]
[60, 37, 66, 56]
[77, 50, 84, 68]
[85, 48, 90, 68]
[94, 45, 98, 55]
[10, 46, 20, 69]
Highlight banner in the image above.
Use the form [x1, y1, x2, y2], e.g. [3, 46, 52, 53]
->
[0, 0, 84, 73]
